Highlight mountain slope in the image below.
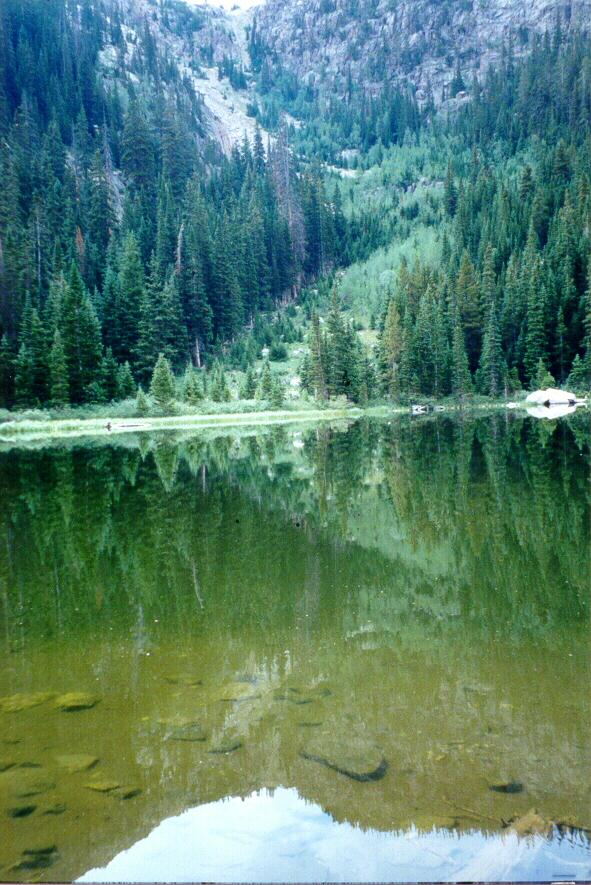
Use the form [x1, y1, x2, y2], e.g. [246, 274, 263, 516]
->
[251, 0, 591, 107]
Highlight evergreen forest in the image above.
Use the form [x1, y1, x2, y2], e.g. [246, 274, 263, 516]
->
[0, 0, 590, 415]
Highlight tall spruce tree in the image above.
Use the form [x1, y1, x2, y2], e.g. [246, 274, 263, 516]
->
[451, 301, 473, 398]
[150, 353, 176, 411]
[477, 297, 505, 396]
[48, 330, 70, 406]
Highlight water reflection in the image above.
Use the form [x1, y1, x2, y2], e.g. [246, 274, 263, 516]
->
[80, 788, 591, 883]
[0, 414, 589, 882]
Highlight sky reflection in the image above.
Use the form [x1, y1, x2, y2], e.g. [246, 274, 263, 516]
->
[80, 787, 591, 883]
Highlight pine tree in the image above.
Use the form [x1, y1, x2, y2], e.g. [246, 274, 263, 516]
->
[444, 161, 457, 217]
[116, 362, 135, 399]
[535, 358, 556, 390]
[258, 359, 273, 399]
[240, 366, 257, 399]
[0, 334, 15, 409]
[137, 267, 187, 377]
[455, 250, 482, 370]
[325, 289, 360, 399]
[480, 245, 496, 320]
[566, 354, 589, 392]
[48, 330, 69, 406]
[61, 263, 103, 403]
[183, 365, 203, 405]
[210, 363, 231, 402]
[14, 343, 35, 407]
[100, 347, 119, 401]
[451, 302, 473, 398]
[150, 353, 176, 411]
[117, 232, 144, 366]
[477, 297, 505, 397]
[524, 258, 547, 387]
[308, 311, 327, 400]
[581, 256, 591, 381]
[136, 386, 150, 416]
[270, 375, 284, 409]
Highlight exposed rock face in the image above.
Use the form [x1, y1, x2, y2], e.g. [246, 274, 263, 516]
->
[251, 0, 591, 105]
[105, 0, 264, 153]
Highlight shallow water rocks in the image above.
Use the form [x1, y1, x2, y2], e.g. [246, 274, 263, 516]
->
[1, 692, 55, 713]
[208, 740, 242, 754]
[164, 674, 203, 687]
[12, 844, 57, 872]
[84, 779, 120, 793]
[7, 804, 36, 818]
[489, 780, 523, 794]
[509, 809, 553, 837]
[113, 786, 142, 800]
[55, 754, 99, 773]
[215, 683, 261, 702]
[301, 733, 388, 782]
[274, 684, 331, 705]
[54, 692, 100, 712]
[167, 723, 207, 742]
[14, 779, 56, 798]
[43, 802, 66, 815]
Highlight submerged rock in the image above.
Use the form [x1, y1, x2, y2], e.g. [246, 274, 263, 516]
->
[273, 691, 314, 705]
[164, 675, 203, 687]
[167, 723, 207, 742]
[489, 780, 524, 794]
[301, 733, 388, 782]
[23, 844, 57, 857]
[113, 786, 142, 800]
[14, 779, 55, 798]
[12, 845, 57, 872]
[208, 740, 243, 755]
[274, 684, 331, 705]
[55, 754, 99, 773]
[43, 803, 66, 815]
[1, 692, 55, 713]
[215, 683, 261, 702]
[509, 809, 553, 837]
[84, 779, 120, 793]
[54, 692, 100, 712]
[7, 804, 36, 818]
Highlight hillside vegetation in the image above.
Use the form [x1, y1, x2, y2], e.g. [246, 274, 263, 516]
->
[0, 0, 589, 419]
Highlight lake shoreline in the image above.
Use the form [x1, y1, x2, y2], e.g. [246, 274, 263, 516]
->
[0, 400, 531, 443]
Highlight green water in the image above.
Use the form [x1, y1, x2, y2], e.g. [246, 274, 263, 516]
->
[0, 415, 589, 882]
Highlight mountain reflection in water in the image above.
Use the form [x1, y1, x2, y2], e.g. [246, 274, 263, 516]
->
[80, 787, 591, 883]
[0, 414, 589, 883]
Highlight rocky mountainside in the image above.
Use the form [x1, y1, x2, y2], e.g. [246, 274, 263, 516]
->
[250, 0, 591, 106]
[95, 0, 264, 153]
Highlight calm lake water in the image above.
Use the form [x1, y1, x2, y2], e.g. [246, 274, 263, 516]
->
[0, 414, 589, 883]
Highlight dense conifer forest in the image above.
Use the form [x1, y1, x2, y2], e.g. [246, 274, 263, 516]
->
[0, 0, 589, 413]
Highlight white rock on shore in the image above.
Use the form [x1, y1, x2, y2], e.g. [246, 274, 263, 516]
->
[525, 388, 577, 406]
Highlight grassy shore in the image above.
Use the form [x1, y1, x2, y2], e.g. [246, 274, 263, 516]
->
[0, 405, 371, 442]
[2, 394, 585, 445]
[0, 399, 514, 444]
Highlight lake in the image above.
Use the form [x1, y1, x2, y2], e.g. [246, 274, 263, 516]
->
[0, 414, 589, 883]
